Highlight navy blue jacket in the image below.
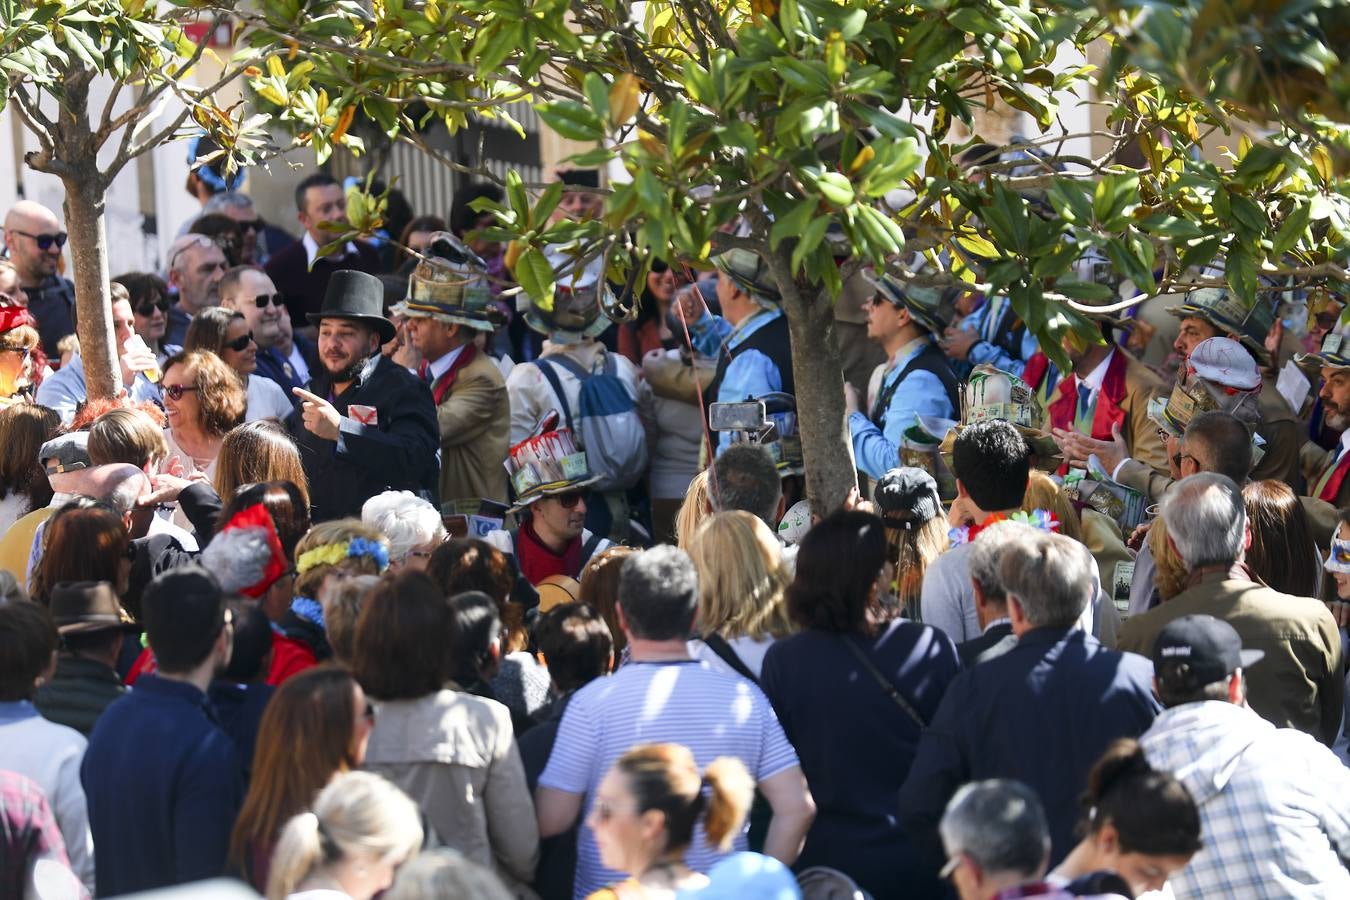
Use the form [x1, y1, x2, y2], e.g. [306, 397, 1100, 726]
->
[899, 627, 1159, 873]
[80, 675, 243, 896]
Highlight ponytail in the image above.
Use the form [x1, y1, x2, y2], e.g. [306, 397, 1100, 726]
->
[266, 811, 329, 900]
[701, 756, 754, 850]
[1081, 739, 1202, 858]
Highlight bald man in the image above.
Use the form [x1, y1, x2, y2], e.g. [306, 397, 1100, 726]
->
[3, 200, 75, 359]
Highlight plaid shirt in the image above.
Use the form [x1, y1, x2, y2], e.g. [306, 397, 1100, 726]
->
[1140, 701, 1350, 898]
[0, 769, 74, 898]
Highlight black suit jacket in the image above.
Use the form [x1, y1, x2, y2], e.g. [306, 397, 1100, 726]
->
[956, 621, 1017, 667]
[265, 239, 383, 329]
[290, 353, 441, 522]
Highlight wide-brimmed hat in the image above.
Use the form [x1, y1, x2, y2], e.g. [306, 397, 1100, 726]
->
[391, 232, 497, 333]
[521, 246, 613, 342]
[1294, 330, 1350, 371]
[1148, 336, 1263, 437]
[870, 274, 948, 336]
[506, 427, 600, 512]
[713, 248, 780, 305]
[941, 365, 1061, 471]
[308, 270, 396, 344]
[49, 581, 139, 636]
[1167, 286, 1274, 364]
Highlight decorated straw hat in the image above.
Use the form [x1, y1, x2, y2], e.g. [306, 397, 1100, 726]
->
[1166, 286, 1275, 363]
[939, 365, 1061, 471]
[869, 274, 948, 336]
[506, 426, 600, 512]
[1148, 336, 1263, 438]
[522, 245, 613, 342]
[1294, 329, 1350, 371]
[391, 232, 497, 333]
[713, 248, 780, 305]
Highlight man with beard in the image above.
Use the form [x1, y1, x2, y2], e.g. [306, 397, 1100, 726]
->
[289, 269, 440, 522]
[164, 232, 228, 347]
[1298, 338, 1350, 510]
[2, 200, 75, 360]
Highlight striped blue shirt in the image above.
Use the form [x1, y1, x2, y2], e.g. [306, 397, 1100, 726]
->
[538, 659, 800, 897]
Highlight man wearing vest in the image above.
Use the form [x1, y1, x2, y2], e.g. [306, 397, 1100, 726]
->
[679, 248, 795, 456]
[846, 274, 960, 480]
[485, 427, 613, 585]
[1297, 335, 1350, 511]
[393, 233, 510, 508]
[505, 248, 651, 541]
[941, 291, 1039, 378]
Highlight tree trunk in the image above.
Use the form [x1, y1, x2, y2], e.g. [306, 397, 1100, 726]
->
[62, 175, 121, 401]
[780, 285, 858, 515]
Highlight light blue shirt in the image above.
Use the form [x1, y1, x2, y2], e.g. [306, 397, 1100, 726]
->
[34, 355, 161, 425]
[689, 307, 787, 454]
[962, 295, 1039, 376]
[849, 337, 956, 479]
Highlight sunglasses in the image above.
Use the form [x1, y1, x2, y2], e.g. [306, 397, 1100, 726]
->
[134, 298, 170, 317]
[0, 346, 31, 362]
[554, 491, 586, 509]
[252, 293, 283, 309]
[163, 383, 199, 401]
[11, 229, 67, 251]
[225, 331, 255, 352]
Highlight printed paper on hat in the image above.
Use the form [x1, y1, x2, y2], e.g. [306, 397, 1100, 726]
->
[1276, 360, 1311, 415]
[348, 405, 379, 426]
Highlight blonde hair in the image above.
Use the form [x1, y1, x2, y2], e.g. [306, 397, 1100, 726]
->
[266, 771, 423, 900]
[1022, 470, 1085, 543]
[323, 574, 381, 666]
[687, 511, 793, 641]
[674, 469, 711, 550]
[1148, 519, 1187, 602]
[613, 744, 753, 853]
[293, 519, 389, 599]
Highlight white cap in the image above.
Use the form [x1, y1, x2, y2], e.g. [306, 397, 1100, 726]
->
[1187, 337, 1261, 391]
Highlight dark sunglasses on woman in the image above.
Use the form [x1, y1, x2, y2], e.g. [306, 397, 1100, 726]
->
[225, 331, 255, 352]
[134, 297, 170, 317]
[163, 383, 199, 401]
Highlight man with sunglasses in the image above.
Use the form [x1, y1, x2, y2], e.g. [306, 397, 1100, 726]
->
[219, 265, 305, 399]
[164, 233, 228, 347]
[3, 200, 75, 360]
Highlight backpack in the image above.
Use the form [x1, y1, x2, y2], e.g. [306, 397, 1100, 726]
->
[535, 354, 648, 492]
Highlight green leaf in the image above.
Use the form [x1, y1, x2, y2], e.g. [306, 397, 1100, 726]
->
[536, 101, 605, 141]
[516, 247, 556, 313]
[1053, 279, 1115, 302]
[770, 199, 817, 251]
[1227, 245, 1257, 302]
[506, 170, 530, 227]
[533, 181, 565, 230]
[791, 215, 831, 272]
[809, 170, 855, 206]
[1272, 202, 1313, 257]
[583, 72, 610, 125]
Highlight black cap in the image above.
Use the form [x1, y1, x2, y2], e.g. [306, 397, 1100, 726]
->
[1151, 614, 1264, 695]
[558, 169, 600, 188]
[874, 467, 941, 529]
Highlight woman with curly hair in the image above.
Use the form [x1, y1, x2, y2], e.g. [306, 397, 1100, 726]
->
[270, 519, 390, 685]
[158, 349, 247, 479]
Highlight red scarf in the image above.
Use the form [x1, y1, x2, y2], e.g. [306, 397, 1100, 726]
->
[1319, 451, 1350, 503]
[419, 344, 479, 405]
[515, 518, 584, 585]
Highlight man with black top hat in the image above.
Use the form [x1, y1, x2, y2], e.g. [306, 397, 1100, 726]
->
[678, 248, 795, 456]
[1139, 615, 1350, 898]
[289, 269, 441, 522]
[34, 582, 137, 737]
[846, 274, 959, 480]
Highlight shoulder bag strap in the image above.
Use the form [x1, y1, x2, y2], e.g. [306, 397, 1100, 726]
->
[839, 634, 927, 728]
[702, 633, 759, 684]
[533, 358, 575, 433]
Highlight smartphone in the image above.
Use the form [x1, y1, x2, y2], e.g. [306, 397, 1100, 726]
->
[709, 401, 766, 432]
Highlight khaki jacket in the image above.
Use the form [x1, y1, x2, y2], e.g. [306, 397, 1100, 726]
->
[365, 689, 539, 893]
[1116, 570, 1344, 745]
[436, 349, 511, 507]
[1252, 381, 1303, 485]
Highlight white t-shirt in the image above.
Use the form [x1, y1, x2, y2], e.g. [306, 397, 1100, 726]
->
[245, 375, 294, 422]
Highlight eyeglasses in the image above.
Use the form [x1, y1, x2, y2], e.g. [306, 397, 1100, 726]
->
[225, 331, 255, 352]
[554, 491, 586, 509]
[10, 229, 67, 251]
[167, 234, 219, 271]
[163, 382, 199, 401]
[0, 346, 31, 362]
[252, 293, 283, 309]
[134, 297, 170, 317]
[239, 218, 262, 234]
[939, 854, 965, 882]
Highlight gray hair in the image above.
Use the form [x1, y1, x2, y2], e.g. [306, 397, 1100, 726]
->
[998, 529, 1093, 628]
[1161, 472, 1246, 569]
[384, 848, 513, 900]
[967, 521, 1032, 605]
[361, 491, 447, 562]
[617, 545, 700, 640]
[940, 779, 1050, 880]
[713, 443, 782, 528]
[200, 526, 273, 595]
[203, 191, 256, 215]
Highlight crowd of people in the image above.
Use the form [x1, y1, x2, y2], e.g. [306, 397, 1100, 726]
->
[1, 140, 1349, 900]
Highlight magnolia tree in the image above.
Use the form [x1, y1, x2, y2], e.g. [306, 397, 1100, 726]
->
[0, 1, 278, 398]
[31, 0, 1346, 510]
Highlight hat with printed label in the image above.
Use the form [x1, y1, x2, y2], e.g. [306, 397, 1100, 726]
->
[505, 427, 600, 512]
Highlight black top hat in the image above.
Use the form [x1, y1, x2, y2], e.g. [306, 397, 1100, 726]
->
[307, 270, 396, 344]
[49, 581, 139, 635]
[1151, 614, 1264, 696]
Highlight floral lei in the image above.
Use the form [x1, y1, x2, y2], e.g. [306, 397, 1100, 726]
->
[296, 536, 390, 575]
[948, 509, 1060, 547]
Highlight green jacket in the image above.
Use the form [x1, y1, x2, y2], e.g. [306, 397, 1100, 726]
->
[34, 655, 125, 737]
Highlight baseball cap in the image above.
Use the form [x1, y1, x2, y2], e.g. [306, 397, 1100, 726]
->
[874, 467, 942, 529]
[1151, 614, 1264, 695]
[1187, 337, 1261, 390]
[39, 432, 91, 475]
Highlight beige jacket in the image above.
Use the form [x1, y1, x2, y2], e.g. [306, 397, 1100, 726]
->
[364, 689, 539, 892]
[435, 348, 511, 507]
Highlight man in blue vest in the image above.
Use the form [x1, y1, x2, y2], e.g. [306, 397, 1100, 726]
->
[678, 249, 794, 455]
[846, 275, 960, 480]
